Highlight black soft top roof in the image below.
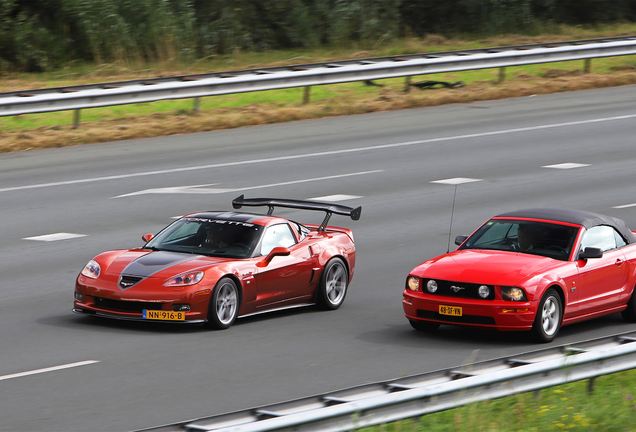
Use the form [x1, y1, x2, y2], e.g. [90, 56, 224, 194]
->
[494, 208, 636, 244]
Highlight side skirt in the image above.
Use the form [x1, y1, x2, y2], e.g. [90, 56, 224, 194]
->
[239, 303, 315, 319]
[562, 304, 628, 327]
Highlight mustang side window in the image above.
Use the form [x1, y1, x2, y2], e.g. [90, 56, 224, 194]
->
[260, 224, 297, 255]
[580, 226, 623, 252]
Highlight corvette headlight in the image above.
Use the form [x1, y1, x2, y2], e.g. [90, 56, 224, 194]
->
[501, 286, 527, 301]
[80, 260, 101, 279]
[426, 279, 438, 293]
[164, 271, 204, 287]
[407, 277, 420, 291]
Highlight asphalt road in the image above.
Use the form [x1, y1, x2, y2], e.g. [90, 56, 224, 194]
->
[1, 86, 636, 431]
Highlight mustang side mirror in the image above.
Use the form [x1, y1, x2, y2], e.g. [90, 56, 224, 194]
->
[455, 235, 468, 246]
[578, 247, 603, 260]
[142, 233, 154, 243]
[257, 247, 291, 267]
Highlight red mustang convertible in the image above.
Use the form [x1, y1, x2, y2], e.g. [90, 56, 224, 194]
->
[74, 196, 360, 329]
[403, 208, 636, 342]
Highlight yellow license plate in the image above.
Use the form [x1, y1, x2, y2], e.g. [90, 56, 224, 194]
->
[143, 310, 185, 321]
[439, 305, 462, 316]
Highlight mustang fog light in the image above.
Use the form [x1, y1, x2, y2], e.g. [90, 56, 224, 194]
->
[478, 285, 490, 299]
[501, 286, 527, 302]
[173, 304, 191, 312]
[74, 292, 83, 302]
[426, 279, 438, 293]
[407, 277, 420, 291]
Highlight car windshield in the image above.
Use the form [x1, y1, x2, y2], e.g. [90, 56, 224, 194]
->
[144, 217, 262, 258]
[459, 219, 580, 261]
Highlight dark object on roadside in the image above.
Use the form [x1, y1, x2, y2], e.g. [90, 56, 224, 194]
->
[411, 80, 465, 89]
[364, 80, 384, 87]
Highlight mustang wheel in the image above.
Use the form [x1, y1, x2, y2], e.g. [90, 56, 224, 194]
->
[532, 288, 562, 343]
[621, 286, 636, 322]
[409, 320, 440, 332]
[206, 277, 239, 330]
[317, 258, 348, 310]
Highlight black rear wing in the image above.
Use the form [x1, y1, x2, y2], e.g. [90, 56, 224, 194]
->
[232, 195, 361, 231]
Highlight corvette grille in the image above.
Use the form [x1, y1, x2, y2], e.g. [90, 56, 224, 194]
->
[93, 297, 163, 313]
[423, 279, 496, 300]
[119, 275, 143, 290]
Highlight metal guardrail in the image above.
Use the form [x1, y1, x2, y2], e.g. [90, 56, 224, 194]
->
[2, 36, 636, 128]
[136, 331, 636, 432]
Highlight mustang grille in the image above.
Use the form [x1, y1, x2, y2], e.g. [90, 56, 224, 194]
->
[93, 297, 163, 313]
[417, 310, 496, 325]
[423, 279, 496, 300]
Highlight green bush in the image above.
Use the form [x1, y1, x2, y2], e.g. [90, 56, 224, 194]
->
[1, 0, 636, 72]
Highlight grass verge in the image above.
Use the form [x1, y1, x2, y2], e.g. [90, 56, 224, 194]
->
[359, 368, 636, 432]
[2, 25, 636, 153]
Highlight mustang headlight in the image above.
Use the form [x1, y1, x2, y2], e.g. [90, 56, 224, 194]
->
[407, 277, 420, 291]
[164, 271, 204, 287]
[80, 260, 101, 279]
[501, 286, 527, 301]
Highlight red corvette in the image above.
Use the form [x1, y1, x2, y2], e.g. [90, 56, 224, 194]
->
[74, 196, 360, 329]
[403, 208, 636, 342]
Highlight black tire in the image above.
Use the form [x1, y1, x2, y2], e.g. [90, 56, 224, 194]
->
[317, 258, 348, 310]
[531, 288, 562, 343]
[409, 320, 440, 332]
[621, 288, 636, 322]
[205, 277, 240, 330]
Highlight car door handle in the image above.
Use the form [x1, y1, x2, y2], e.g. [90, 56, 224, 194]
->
[615, 259, 624, 266]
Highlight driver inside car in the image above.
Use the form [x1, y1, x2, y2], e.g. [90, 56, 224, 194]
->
[199, 225, 229, 249]
[514, 224, 538, 252]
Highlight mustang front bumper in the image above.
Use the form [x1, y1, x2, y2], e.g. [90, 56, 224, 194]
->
[403, 290, 537, 331]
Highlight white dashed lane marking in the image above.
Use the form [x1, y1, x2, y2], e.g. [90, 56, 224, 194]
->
[0, 361, 99, 382]
[114, 171, 383, 198]
[542, 163, 591, 169]
[431, 178, 483, 185]
[309, 194, 361, 202]
[613, 203, 636, 209]
[23, 233, 87, 242]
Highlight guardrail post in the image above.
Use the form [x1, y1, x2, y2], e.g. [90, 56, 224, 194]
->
[584, 58, 591, 74]
[587, 377, 596, 393]
[193, 97, 201, 113]
[303, 86, 311, 104]
[72, 109, 81, 129]
[405, 76, 411, 93]
[498, 67, 506, 83]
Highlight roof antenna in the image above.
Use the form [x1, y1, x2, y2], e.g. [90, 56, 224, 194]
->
[447, 185, 458, 253]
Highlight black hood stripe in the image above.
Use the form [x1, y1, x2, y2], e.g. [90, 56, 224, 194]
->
[122, 251, 203, 278]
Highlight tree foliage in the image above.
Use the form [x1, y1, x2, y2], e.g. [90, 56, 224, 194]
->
[1, 0, 636, 72]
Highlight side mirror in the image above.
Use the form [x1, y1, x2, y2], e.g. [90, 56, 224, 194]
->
[578, 247, 603, 260]
[142, 233, 154, 243]
[257, 247, 291, 267]
[455, 235, 468, 246]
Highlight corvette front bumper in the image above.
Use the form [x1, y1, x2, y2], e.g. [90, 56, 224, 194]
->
[72, 307, 206, 324]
